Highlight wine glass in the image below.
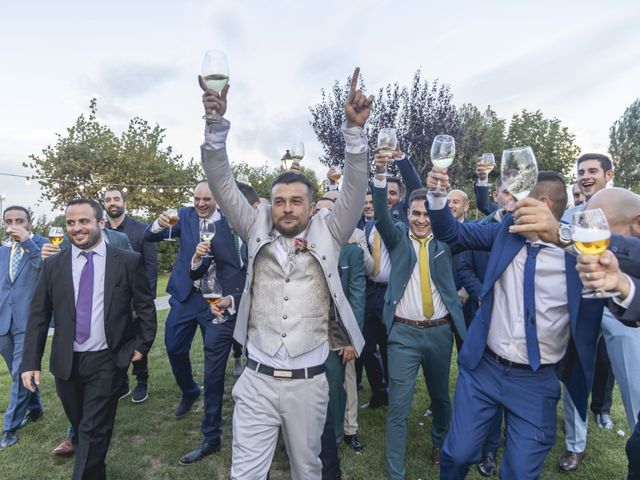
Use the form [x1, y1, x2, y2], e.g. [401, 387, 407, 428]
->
[480, 152, 496, 174]
[572, 209, 619, 298]
[201, 273, 229, 324]
[291, 139, 305, 165]
[430, 134, 456, 197]
[1, 233, 14, 247]
[376, 128, 398, 176]
[202, 50, 229, 93]
[199, 221, 216, 258]
[48, 226, 64, 247]
[500, 146, 538, 201]
[329, 166, 342, 182]
[164, 208, 179, 242]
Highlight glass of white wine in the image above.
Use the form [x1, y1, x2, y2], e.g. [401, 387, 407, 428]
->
[199, 221, 216, 258]
[48, 226, 64, 247]
[201, 273, 229, 324]
[291, 139, 305, 166]
[480, 152, 496, 174]
[376, 128, 398, 176]
[572, 208, 619, 298]
[329, 166, 342, 182]
[430, 134, 456, 197]
[500, 146, 538, 201]
[202, 50, 229, 93]
[165, 208, 179, 242]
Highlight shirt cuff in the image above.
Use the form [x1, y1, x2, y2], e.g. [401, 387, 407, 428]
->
[427, 192, 447, 210]
[191, 257, 202, 270]
[476, 179, 489, 187]
[342, 122, 367, 154]
[612, 274, 635, 309]
[203, 116, 231, 150]
[372, 177, 387, 188]
[226, 296, 236, 315]
[327, 184, 338, 191]
[150, 220, 164, 234]
[394, 153, 407, 161]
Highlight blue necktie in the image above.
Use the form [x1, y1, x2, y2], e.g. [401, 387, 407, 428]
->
[9, 243, 23, 283]
[524, 243, 544, 370]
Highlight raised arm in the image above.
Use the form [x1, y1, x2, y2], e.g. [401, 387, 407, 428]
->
[373, 180, 402, 250]
[198, 76, 258, 242]
[396, 154, 422, 207]
[475, 160, 498, 215]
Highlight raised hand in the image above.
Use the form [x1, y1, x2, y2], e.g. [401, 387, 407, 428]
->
[426, 167, 451, 192]
[344, 67, 374, 128]
[198, 75, 230, 117]
[576, 250, 631, 298]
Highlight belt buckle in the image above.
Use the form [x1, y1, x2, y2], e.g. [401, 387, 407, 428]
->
[273, 369, 293, 379]
[416, 321, 426, 328]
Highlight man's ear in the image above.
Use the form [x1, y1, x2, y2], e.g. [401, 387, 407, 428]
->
[309, 202, 316, 217]
[605, 169, 614, 183]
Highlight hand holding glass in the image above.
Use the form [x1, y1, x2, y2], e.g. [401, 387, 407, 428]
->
[199, 221, 216, 258]
[201, 274, 229, 324]
[202, 50, 229, 93]
[479, 153, 495, 174]
[430, 134, 456, 196]
[165, 209, 179, 242]
[501, 147, 538, 201]
[572, 208, 619, 298]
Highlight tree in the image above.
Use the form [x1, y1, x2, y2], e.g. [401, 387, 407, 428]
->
[610, 98, 640, 191]
[505, 110, 580, 180]
[25, 99, 202, 216]
[230, 162, 325, 201]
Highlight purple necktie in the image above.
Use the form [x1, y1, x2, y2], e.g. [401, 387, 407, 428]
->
[75, 251, 94, 344]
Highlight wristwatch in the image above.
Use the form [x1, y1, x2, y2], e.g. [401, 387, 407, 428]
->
[557, 223, 573, 248]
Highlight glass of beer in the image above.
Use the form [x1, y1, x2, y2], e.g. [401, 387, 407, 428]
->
[328, 166, 342, 183]
[199, 221, 216, 258]
[48, 226, 64, 246]
[572, 208, 619, 298]
[164, 208, 179, 242]
[201, 273, 229, 324]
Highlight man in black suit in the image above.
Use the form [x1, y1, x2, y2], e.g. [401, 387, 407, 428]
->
[103, 187, 157, 403]
[21, 198, 157, 480]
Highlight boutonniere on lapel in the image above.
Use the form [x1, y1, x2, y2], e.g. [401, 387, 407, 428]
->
[294, 238, 309, 253]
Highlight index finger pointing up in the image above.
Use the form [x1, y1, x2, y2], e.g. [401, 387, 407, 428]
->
[348, 67, 360, 101]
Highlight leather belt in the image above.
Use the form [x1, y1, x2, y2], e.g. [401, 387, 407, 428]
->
[484, 347, 555, 370]
[366, 280, 388, 289]
[394, 315, 450, 328]
[246, 358, 325, 380]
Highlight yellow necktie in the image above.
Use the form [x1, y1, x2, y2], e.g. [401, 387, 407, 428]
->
[371, 230, 382, 277]
[413, 235, 434, 319]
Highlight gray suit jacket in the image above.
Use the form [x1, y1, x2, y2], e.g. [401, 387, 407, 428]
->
[201, 145, 368, 355]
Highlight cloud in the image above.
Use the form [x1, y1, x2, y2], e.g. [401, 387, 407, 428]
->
[98, 63, 179, 99]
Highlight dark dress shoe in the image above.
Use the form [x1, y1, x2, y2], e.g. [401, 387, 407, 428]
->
[178, 440, 221, 465]
[132, 382, 148, 403]
[343, 434, 363, 453]
[19, 408, 44, 428]
[52, 437, 75, 456]
[360, 393, 388, 409]
[432, 447, 441, 468]
[477, 451, 498, 477]
[558, 450, 585, 471]
[175, 389, 201, 418]
[0, 431, 18, 449]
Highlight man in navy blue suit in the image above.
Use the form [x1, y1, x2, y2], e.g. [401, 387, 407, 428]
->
[144, 180, 227, 463]
[426, 168, 605, 479]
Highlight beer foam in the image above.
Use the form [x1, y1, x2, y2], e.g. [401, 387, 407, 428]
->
[572, 227, 610, 242]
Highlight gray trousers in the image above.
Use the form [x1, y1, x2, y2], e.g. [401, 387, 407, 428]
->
[343, 359, 359, 436]
[230, 367, 329, 480]
[563, 308, 640, 452]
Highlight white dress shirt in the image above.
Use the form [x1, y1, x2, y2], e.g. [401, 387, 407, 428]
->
[72, 240, 108, 352]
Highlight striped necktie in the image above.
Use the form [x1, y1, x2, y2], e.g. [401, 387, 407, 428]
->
[9, 243, 23, 283]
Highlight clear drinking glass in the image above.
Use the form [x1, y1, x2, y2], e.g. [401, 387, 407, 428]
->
[430, 134, 456, 196]
[48, 226, 64, 246]
[501, 146, 538, 201]
[201, 273, 229, 324]
[165, 209, 179, 242]
[291, 139, 305, 165]
[202, 50, 229, 93]
[199, 221, 216, 258]
[480, 152, 496, 174]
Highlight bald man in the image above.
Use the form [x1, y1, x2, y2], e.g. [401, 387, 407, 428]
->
[572, 183, 585, 208]
[448, 190, 469, 223]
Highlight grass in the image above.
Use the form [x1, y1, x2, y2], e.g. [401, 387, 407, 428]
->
[156, 273, 170, 298]
[0, 308, 630, 479]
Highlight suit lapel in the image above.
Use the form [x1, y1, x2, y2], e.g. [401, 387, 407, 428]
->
[565, 254, 582, 333]
[60, 249, 76, 316]
[482, 220, 526, 297]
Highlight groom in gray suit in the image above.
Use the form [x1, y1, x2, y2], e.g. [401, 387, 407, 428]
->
[198, 68, 371, 480]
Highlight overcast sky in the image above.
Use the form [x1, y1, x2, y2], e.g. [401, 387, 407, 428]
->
[1, 0, 639, 216]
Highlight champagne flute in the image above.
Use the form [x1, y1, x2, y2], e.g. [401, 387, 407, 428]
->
[430, 134, 456, 197]
[480, 152, 496, 174]
[165, 208, 179, 242]
[376, 128, 398, 175]
[201, 273, 229, 324]
[202, 50, 229, 93]
[500, 146, 538, 201]
[291, 139, 305, 166]
[199, 221, 216, 258]
[572, 209, 619, 298]
[48, 226, 64, 246]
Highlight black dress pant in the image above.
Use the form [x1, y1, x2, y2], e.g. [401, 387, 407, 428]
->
[590, 335, 615, 414]
[56, 350, 126, 480]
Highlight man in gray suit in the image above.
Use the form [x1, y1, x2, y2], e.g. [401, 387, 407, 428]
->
[198, 68, 370, 480]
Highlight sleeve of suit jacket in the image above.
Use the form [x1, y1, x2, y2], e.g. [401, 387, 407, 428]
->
[396, 156, 422, 208]
[346, 247, 366, 331]
[474, 183, 498, 216]
[607, 274, 640, 328]
[373, 183, 403, 250]
[456, 250, 484, 302]
[129, 254, 157, 355]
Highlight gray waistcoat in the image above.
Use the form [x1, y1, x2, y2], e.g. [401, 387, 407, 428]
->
[248, 241, 331, 357]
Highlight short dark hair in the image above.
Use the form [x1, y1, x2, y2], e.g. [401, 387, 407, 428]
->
[271, 171, 314, 201]
[3, 206, 31, 223]
[530, 171, 568, 220]
[386, 177, 404, 196]
[236, 181, 260, 206]
[408, 188, 430, 206]
[576, 153, 613, 173]
[66, 198, 104, 222]
[494, 176, 503, 189]
[104, 187, 125, 202]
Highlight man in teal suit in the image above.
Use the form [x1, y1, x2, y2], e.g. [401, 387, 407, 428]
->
[372, 166, 466, 478]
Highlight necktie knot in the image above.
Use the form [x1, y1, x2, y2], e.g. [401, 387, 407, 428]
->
[81, 251, 94, 261]
[526, 243, 545, 258]
[411, 234, 433, 246]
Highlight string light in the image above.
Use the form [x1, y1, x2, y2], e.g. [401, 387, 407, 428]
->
[25, 178, 31, 186]
[122, 187, 128, 193]
[141, 187, 147, 193]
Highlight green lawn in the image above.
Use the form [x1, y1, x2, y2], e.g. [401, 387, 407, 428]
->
[0, 309, 629, 479]
[156, 273, 170, 298]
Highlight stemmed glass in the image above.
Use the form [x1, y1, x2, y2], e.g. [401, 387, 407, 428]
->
[376, 128, 398, 175]
[500, 147, 538, 201]
[328, 166, 342, 182]
[291, 139, 305, 166]
[201, 273, 229, 324]
[202, 50, 229, 93]
[199, 221, 216, 258]
[48, 227, 64, 246]
[164, 209, 179, 242]
[480, 152, 496, 174]
[572, 209, 619, 298]
[430, 134, 456, 197]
